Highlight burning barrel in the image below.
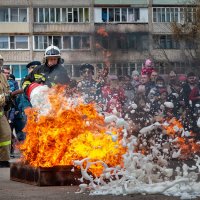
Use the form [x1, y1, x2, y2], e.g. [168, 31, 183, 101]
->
[10, 161, 83, 186]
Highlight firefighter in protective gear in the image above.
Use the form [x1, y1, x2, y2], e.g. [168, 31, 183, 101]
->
[22, 45, 70, 94]
[0, 55, 12, 167]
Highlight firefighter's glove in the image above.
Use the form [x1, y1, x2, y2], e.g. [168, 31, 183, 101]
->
[35, 78, 45, 84]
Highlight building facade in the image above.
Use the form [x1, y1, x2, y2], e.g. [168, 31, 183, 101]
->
[0, 0, 198, 80]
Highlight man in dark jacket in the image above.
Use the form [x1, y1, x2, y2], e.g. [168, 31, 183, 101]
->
[22, 45, 70, 92]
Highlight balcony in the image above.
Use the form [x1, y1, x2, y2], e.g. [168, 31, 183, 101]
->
[33, 23, 94, 34]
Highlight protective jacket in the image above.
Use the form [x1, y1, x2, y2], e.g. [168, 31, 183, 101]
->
[22, 63, 70, 91]
[0, 72, 11, 161]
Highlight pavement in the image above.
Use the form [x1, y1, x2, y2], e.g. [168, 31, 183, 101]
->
[0, 162, 183, 200]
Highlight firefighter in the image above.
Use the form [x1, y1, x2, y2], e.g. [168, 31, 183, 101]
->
[0, 54, 12, 167]
[22, 45, 70, 92]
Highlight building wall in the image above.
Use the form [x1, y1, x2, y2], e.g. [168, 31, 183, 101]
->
[0, 0, 197, 80]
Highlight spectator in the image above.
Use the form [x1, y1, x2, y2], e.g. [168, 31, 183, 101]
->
[141, 58, 155, 76]
[77, 63, 104, 104]
[131, 70, 140, 88]
[102, 75, 125, 115]
[123, 75, 135, 106]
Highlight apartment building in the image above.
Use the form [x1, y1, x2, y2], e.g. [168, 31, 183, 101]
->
[0, 0, 198, 80]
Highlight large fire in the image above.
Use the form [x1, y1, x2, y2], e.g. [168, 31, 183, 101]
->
[19, 85, 126, 176]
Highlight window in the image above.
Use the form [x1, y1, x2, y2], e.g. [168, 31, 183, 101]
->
[153, 7, 196, 23]
[0, 8, 8, 22]
[128, 34, 137, 49]
[166, 8, 170, 22]
[19, 9, 27, 22]
[34, 35, 90, 50]
[84, 8, 89, 22]
[154, 35, 180, 49]
[10, 64, 28, 80]
[39, 8, 44, 22]
[50, 8, 55, 22]
[11, 36, 28, 49]
[135, 8, 140, 21]
[141, 35, 149, 50]
[0, 8, 27, 22]
[82, 36, 90, 49]
[117, 33, 149, 51]
[0, 36, 28, 49]
[128, 8, 134, 22]
[0, 36, 8, 49]
[33, 8, 38, 22]
[73, 8, 78, 22]
[34, 35, 48, 50]
[161, 8, 165, 22]
[115, 8, 120, 21]
[109, 8, 114, 22]
[185, 39, 198, 49]
[45, 8, 49, 23]
[101, 7, 142, 23]
[109, 64, 116, 75]
[34, 7, 90, 23]
[173, 62, 187, 74]
[56, 8, 61, 22]
[11, 8, 18, 22]
[63, 36, 71, 49]
[102, 8, 107, 22]
[62, 8, 67, 22]
[122, 8, 127, 22]
[72, 36, 90, 49]
[118, 35, 128, 50]
[116, 63, 129, 76]
[73, 64, 81, 77]
[79, 8, 83, 22]
[103, 62, 142, 76]
[52, 36, 61, 49]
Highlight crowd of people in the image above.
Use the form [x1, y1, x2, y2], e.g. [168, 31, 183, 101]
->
[0, 44, 200, 167]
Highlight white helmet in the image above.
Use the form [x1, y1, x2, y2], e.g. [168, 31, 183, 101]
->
[44, 45, 61, 58]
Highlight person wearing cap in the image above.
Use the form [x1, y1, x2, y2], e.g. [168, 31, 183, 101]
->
[131, 70, 140, 88]
[0, 54, 12, 167]
[77, 63, 104, 104]
[147, 76, 166, 103]
[26, 61, 41, 74]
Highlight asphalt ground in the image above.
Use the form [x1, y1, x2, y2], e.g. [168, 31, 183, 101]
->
[0, 166, 186, 200]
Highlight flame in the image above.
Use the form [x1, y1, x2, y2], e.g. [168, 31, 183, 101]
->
[96, 27, 110, 78]
[19, 85, 126, 176]
[97, 27, 108, 37]
[163, 117, 200, 159]
[163, 118, 183, 137]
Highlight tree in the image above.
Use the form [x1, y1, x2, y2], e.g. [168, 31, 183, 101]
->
[171, 0, 200, 75]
